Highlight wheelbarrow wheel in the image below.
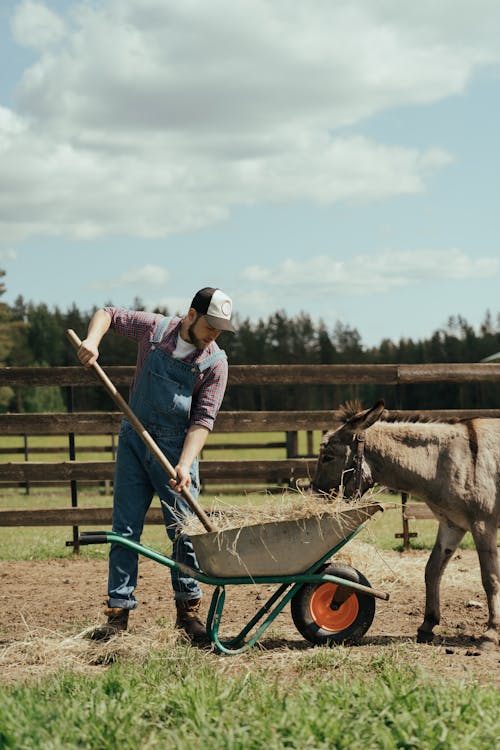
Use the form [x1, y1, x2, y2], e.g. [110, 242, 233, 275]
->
[291, 562, 375, 646]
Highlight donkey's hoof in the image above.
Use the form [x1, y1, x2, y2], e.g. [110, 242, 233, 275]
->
[417, 629, 434, 644]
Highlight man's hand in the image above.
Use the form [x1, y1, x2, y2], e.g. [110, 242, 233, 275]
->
[77, 309, 112, 368]
[170, 462, 191, 493]
[169, 425, 209, 494]
[77, 338, 100, 368]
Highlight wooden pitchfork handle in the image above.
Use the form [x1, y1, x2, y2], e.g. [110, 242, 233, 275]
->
[66, 329, 216, 533]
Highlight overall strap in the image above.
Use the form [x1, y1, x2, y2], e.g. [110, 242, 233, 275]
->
[198, 349, 227, 373]
[152, 316, 173, 344]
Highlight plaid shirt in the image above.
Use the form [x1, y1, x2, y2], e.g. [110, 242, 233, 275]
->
[104, 307, 228, 431]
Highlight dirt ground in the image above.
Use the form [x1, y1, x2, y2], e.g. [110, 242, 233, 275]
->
[1, 545, 499, 686]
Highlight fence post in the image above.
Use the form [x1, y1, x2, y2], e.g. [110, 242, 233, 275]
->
[23, 434, 30, 495]
[285, 431, 298, 458]
[67, 386, 79, 554]
[394, 382, 418, 551]
[394, 492, 418, 551]
[286, 431, 299, 488]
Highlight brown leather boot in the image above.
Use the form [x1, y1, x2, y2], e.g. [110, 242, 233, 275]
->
[175, 598, 210, 645]
[89, 607, 129, 642]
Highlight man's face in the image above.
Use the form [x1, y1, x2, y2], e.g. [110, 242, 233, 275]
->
[188, 313, 222, 349]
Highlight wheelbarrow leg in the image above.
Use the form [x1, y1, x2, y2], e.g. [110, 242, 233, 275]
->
[206, 583, 301, 655]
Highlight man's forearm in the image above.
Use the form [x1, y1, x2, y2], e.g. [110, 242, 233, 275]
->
[78, 309, 112, 367]
[87, 309, 112, 345]
[172, 425, 210, 492]
[178, 425, 210, 470]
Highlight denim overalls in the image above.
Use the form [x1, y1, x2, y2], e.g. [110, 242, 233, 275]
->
[108, 316, 226, 609]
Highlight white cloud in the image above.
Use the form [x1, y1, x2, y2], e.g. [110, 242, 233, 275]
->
[11, 0, 66, 50]
[231, 139, 452, 204]
[1, 0, 499, 243]
[93, 264, 170, 290]
[0, 249, 17, 263]
[241, 250, 499, 296]
[15, 1, 499, 132]
[0, 106, 27, 151]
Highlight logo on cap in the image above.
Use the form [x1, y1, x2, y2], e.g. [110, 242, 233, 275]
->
[221, 299, 232, 318]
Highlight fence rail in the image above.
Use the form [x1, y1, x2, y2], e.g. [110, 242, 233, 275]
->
[0, 457, 313, 484]
[1, 363, 500, 549]
[2, 408, 500, 435]
[2, 362, 500, 387]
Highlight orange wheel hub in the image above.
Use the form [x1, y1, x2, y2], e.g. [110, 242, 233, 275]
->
[310, 583, 359, 632]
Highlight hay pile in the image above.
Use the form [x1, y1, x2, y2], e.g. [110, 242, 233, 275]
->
[176, 489, 398, 582]
[179, 488, 384, 537]
[0, 627, 183, 684]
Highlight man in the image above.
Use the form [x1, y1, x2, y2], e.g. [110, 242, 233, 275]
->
[78, 287, 235, 643]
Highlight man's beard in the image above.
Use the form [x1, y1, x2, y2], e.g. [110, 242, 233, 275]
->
[187, 315, 204, 349]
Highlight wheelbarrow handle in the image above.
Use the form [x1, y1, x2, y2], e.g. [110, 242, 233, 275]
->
[78, 531, 109, 545]
[66, 328, 216, 532]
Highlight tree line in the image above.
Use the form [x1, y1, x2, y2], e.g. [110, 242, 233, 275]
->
[1, 269, 499, 413]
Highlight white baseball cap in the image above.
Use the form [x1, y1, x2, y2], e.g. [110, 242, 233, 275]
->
[190, 287, 236, 333]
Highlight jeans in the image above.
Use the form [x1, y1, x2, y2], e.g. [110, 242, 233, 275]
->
[107, 423, 202, 609]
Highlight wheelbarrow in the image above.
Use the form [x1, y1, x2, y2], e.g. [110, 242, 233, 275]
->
[78, 502, 389, 654]
[67, 328, 389, 653]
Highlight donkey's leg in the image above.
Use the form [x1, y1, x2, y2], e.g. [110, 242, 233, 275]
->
[417, 521, 465, 643]
[469, 520, 500, 649]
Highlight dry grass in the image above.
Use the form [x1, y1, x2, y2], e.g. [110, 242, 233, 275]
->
[176, 488, 392, 580]
[179, 487, 386, 536]
[0, 624, 184, 685]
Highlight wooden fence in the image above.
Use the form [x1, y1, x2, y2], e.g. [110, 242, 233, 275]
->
[1, 363, 500, 549]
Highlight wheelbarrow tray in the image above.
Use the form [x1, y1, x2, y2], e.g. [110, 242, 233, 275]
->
[189, 503, 382, 578]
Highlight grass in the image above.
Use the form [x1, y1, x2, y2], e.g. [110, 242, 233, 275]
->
[0, 434, 119, 463]
[0, 429, 322, 462]
[0, 645, 498, 749]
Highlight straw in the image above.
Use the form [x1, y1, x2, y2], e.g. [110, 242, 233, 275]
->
[179, 487, 384, 537]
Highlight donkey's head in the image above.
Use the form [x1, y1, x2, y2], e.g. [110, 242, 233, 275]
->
[312, 400, 386, 501]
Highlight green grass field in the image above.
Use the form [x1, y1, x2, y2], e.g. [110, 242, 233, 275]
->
[0, 428, 320, 462]
[1, 644, 499, 749]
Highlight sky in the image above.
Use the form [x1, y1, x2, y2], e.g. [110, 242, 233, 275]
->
[0, 0, 499, 349]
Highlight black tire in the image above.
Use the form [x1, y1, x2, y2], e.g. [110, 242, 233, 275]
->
[291, 562, 376, 646]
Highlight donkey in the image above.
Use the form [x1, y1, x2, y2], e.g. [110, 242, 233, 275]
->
[312, 400, 500, 649]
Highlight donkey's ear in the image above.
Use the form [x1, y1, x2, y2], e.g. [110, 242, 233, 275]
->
[343, 399, 385, 435]
[363, 399, 386, 428]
